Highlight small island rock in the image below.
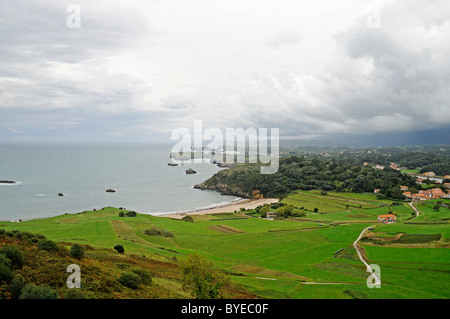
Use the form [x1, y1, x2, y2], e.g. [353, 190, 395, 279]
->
[185, 168, 197, 175]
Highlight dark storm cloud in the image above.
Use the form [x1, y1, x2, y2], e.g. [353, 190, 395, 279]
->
[238, 0, 450, 136]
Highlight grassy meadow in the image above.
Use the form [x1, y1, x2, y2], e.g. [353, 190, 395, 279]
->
[0, 190, 449, 299]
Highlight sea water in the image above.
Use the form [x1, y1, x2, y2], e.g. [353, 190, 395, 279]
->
[0, 142, 239, 221]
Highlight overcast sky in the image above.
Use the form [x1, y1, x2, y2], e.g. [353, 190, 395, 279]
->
[0, 0, 449, 143]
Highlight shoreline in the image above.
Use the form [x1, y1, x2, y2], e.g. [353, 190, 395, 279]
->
[158, 197, 280, 219]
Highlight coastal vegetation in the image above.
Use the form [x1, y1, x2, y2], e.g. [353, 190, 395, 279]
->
[195, 156, 417, 199]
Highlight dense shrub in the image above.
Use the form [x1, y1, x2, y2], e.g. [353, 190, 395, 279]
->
[0, 245, 24, 269]
[118, 271, 141, 289]
[10, 275, 25, 299]
[0, 263, 13, 283]
[181, 215, 194, 223]
[143, 227, 174, 238]
[0, 254, 11, 268]
[114, 244, 125, 254]
[118, 212, 125, 217]
[126, 211, 137, 217]
[70, 244, 85, 260]
[35, 234, 46, 240]
[131, 268, 152, 286]
[19, 284, 59, 299]
[37, 239, 59, 252]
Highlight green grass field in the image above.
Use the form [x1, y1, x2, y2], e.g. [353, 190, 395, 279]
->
[401, 169, 420, 174]
[1, 190, 448, 299]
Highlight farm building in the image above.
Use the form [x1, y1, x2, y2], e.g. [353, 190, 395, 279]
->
[266, 212, 277, 219]
[378, 214, 397, 223]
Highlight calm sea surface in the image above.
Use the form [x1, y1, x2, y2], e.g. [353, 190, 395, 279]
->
[0, 143, 239, 221]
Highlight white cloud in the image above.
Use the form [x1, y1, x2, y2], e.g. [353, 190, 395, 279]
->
[8, 127, 26, 134]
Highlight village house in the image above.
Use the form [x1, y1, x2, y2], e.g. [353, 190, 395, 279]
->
[416, 178, 424, 185]
[400, 186, 409, 191]
[266, 212, 277, 219]
[374, 189, 381, 194]
[389, 163, 398, 170]
[375, 164, 385, 170]
[411, 193, 428, 200]
[378, 214, 397, 223]
[444, 183, 450, 189]
[443, 175, 450, 180]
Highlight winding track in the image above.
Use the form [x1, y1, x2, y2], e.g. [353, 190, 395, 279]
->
[409, 201, 420, 218]
[353, 225, 381, 285]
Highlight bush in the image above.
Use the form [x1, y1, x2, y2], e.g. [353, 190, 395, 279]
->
[292, 210, 306, 217]
[19, 284, 59, 299]
[0, 263, 13, 283]
[35, 234, 46, 240]
[0, 253, 11, 268]
[131, 268, 152, 286]
[118, 212, 125, 217]
[181, 215, 194, 223]
[10, 275, 25, 299]
[70, 244, 85, 259]
[181, 253, 230, 299]
[118, 271, 141, 289]
[114, 244, 125, 254]
[143, 227, 174, 238]
[126, 211, 137, 217]
[0, 245, 24, 269]
[37, 239, 59, 252]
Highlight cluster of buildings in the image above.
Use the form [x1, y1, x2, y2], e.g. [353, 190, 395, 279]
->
[400, 185, 450, 200]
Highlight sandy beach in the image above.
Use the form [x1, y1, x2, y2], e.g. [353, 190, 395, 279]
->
[160, 198, 279, 219]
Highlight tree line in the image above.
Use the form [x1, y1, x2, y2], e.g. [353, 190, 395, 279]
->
[202, 156, 417, 198]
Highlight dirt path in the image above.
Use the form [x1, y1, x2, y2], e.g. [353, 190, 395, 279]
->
[353, 225, 381, 285]
[409, 202, 420, 218]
